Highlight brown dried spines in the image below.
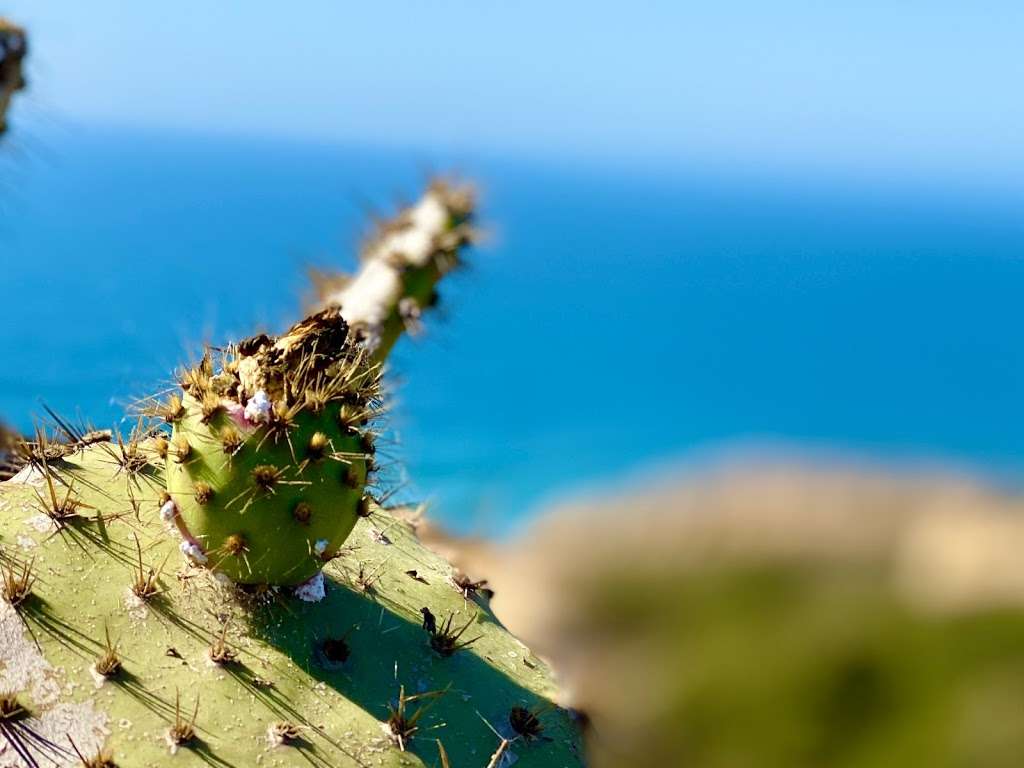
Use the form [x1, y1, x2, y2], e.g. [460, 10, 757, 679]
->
[219, 426, 244, 456]
[306, 432, 329, 462]
[171, 436, 192, 464]
[1, 556, 35, 608]
[93, 626, 122, 678]
[199, 393, 224, 425]
[163, 395, 186, 424]
[153, 437, 169, 460]
[208, 627, 238, 666]
[193, 481, 214, 505]
[166, 690, 198, 750]
[250, 465, 281, 494]
[426, 611, 482, 657]
[223, 534, 248, 556]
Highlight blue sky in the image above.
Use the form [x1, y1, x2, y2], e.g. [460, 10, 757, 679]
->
[6, 2, 1024, 181]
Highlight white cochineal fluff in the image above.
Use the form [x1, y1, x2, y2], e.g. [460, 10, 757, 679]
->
[159, 499, 177, 522]
[294, 570, 326, 602]
[244, 389, 272, 424]
[180, 540, 208, 565]
[327, 190, 451, 332]
[334, 259, 403, 329]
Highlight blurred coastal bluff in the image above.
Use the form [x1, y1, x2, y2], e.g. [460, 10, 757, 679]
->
[415, 462, 1024, 767]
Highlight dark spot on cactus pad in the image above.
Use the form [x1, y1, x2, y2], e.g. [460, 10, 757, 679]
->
[292, 502, 312, 525]
[509, 706, 548, 741]
[320, 637, 350, 664]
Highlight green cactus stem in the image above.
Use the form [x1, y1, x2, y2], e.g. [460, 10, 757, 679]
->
[315, 180, 475, 361]
[162, 307, 379, 587]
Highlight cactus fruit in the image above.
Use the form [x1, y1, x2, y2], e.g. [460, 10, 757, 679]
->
[0, 442, 583, 766]
[314, 180, 475, 361]
[0, 19, 25, 134]
[161, 308, 379, 587]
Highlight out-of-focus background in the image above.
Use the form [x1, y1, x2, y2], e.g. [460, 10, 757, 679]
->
[1, 3, 1023, 765]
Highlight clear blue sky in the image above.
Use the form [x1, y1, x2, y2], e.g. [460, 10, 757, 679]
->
[7, 2, 1024, 181]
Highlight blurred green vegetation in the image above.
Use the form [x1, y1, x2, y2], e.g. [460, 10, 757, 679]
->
[584, 561, 1024, 767]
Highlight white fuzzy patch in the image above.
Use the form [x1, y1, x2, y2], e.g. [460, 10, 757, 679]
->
[244, 389, 273, 424]
[0, 601, 110, 762]
[326, 190, 454, 338]
[26, 513, 55, 533]
[409, 192, 449, 236]
[159, 499, 177, 522]
[313, 539, 329, 556]
[179, 541, 208, 565]
[294, 571, 326, 602]
[123, 588, 149, 621]
[6, 464, 44, 486]
[336, 258, 403, 329]
[385, 227, 435, 266]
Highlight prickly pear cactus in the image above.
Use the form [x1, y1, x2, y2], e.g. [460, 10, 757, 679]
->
[0, 177, 578, 765]
[0, 440, 584, 766]
[160, 308, 377, 587]
[315, 181, 475, 361]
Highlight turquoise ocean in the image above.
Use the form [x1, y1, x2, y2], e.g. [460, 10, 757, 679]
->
[1, 125, 1022, 534]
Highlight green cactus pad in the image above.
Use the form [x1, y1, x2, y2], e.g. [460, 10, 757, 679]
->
[166, 395, 368, 585]
[162, 308, 378, 586]
[0, 443, 584, 766]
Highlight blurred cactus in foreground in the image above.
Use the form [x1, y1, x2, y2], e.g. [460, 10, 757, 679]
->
[0, 19, 25, 134]
[432, 464, 1024, 768]
[0, 181, 582, 765]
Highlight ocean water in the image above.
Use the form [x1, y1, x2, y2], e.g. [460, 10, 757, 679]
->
[1, 125, 1022, 535]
